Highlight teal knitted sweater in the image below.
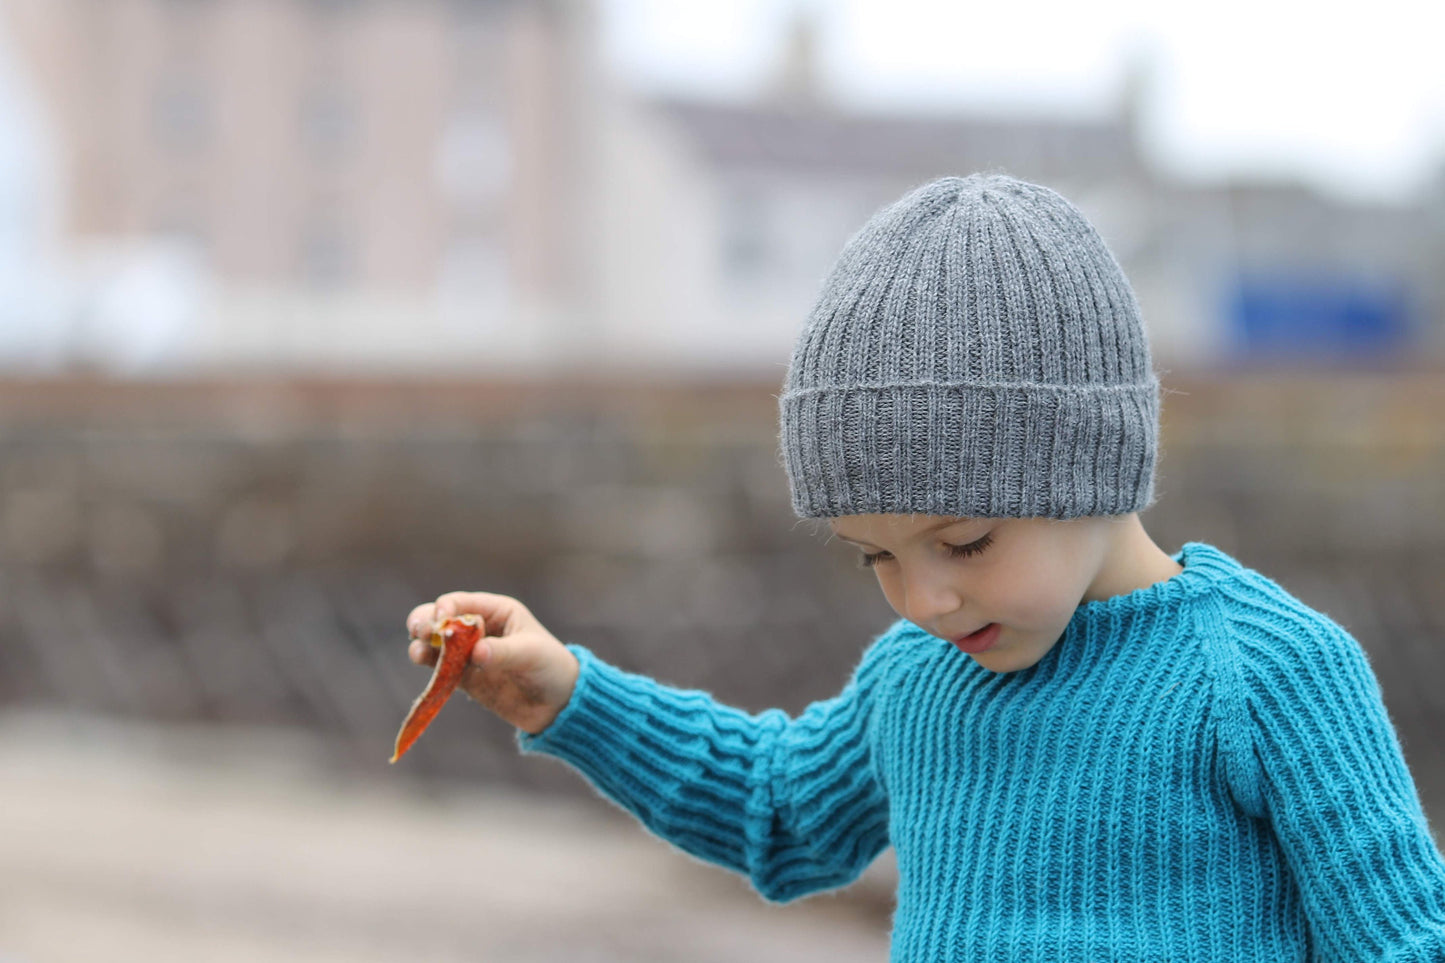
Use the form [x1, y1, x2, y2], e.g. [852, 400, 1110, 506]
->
[519, 542, 1445, 959]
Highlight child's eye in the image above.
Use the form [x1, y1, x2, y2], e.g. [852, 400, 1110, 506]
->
[947, 532, 994, 558]
[857, 532, 993, 569]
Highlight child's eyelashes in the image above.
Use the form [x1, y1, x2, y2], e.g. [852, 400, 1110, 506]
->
[950, 532, 994, 558]
[857, 532, 994, 569]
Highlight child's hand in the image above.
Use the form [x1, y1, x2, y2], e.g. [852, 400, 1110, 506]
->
[404, 592, 579, 735]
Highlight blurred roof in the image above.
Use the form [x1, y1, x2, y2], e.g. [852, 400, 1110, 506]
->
[651, 95, 1140, 180]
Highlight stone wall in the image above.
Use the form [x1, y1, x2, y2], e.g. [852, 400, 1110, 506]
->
[1, 372, 1442, 815]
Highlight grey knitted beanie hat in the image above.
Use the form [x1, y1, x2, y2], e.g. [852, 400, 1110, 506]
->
[778, 172, 1160, 520]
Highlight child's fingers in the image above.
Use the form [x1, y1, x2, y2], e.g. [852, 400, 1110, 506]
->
[405, 602, 436, 640]
[432, 591, 524, 636]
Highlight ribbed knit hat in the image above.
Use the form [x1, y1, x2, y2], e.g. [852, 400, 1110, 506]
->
[778, 172, 1160, 520]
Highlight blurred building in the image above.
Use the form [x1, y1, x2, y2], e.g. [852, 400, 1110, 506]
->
[606, 14, 1158, 371]
[586, 15, 1150, 370]
[0, 5, 64, 365]
[1, 0, 605, 373]
[1, 0, 1442, 375]
[622, 13, 1445, 371]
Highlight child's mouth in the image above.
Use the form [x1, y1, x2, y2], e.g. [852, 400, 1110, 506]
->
[951, 623, 1001, 654]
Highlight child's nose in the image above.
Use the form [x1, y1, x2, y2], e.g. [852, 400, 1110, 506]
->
[902, 570, 964, 626]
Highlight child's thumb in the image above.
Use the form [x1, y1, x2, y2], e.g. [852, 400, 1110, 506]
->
[469, 628, 522, 671]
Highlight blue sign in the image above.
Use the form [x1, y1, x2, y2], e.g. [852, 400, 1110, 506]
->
[1226, 271, 1411, 358]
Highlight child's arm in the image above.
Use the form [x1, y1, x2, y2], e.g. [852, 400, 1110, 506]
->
[516, 637, 896, 904]
[405, 591, 894, 903]
[1223, 605, 1445, 956]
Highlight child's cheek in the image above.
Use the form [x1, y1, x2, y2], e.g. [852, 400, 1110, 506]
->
[996, 555, 1076, 627]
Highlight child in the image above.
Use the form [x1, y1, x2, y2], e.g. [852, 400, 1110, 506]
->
[406, 173, 1445, 958]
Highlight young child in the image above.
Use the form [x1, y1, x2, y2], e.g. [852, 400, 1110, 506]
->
[405, 173, 1445, 958]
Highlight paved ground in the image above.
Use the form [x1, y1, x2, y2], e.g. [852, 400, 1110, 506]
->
[0, 710, 893, 963]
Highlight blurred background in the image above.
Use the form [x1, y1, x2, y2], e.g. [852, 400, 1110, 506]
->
[1, 0, 1443, 959]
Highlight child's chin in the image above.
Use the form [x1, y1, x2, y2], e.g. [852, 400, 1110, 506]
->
[969, 641, 1050, 674]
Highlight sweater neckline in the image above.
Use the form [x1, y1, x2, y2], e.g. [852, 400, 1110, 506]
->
[900, 541, 1247, 676]
[1072, 540, 1242, 622]
[1023, 541, 1244, 678]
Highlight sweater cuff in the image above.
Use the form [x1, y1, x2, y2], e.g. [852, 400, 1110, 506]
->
[516, 643, 608, 755]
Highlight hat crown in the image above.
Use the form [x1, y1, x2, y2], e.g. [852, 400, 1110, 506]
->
[785, 173, 1153, 394]
[778, 172, 1160, 520]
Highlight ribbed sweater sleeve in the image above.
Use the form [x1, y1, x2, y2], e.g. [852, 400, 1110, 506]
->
[516, 636, 895, 903]
[1218, 580, 1445, 959]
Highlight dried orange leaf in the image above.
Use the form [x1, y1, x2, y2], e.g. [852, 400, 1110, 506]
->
[390, 614, 483, 764]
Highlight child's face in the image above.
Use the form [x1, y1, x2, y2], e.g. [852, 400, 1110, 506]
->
[828, 513, 1122, 673]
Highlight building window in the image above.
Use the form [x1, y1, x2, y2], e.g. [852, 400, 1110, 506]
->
[436, 113, 510, 208]
[437, 234, 510, 329]
[307, 0, 366, 18]
[151, 207, 210, 259]
[300, 221, 357, 289]
[300, 86, 359, 158]
[153, 73, 210, 150]
[721, 186, 771, 281]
